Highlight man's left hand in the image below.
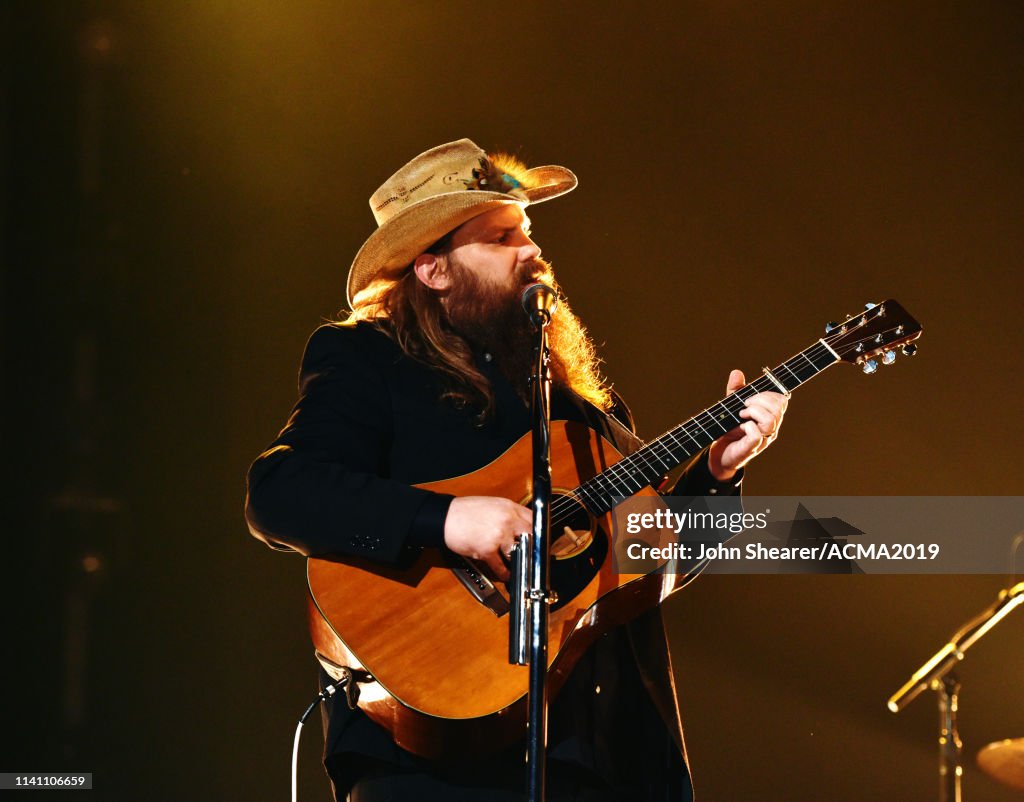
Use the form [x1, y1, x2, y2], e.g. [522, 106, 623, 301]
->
[707, 369, 788, 481]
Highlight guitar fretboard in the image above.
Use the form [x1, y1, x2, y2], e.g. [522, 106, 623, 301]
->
[574, 340, 839, 514]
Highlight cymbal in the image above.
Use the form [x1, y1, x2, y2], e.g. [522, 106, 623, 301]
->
[978, 738, 1024, 791]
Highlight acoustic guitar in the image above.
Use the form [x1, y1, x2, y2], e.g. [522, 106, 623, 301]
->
[307, 300, 922, 758]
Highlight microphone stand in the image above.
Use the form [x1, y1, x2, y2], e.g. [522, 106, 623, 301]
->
[887, 581, 1024, 802]
[510, 296, 555, 802]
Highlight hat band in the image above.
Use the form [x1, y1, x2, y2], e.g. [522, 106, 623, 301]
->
[370, 156, 528, 226]
[374, 173, 436, 214]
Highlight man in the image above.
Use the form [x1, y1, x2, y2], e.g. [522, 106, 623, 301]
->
[245, 138, 787, 801]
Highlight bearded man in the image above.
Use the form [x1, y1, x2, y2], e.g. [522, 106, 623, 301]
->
[245, 139, 788, 801]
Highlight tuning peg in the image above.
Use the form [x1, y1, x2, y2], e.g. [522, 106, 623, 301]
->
[865, 302, 877, 310]
[862, 359, 878, 375]
[825, 321, 839, 334]
[882, 350, 896, 365]
[901, 344, 917, 357]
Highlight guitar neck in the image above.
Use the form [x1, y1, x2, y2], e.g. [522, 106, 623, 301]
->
[575, 339, 840, 514]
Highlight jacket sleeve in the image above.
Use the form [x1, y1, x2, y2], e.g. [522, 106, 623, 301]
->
[244, 324, 449, 562]
[665, 451, 744, 498]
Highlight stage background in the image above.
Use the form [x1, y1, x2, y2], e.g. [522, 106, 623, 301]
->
[5, 2, 1023, 800]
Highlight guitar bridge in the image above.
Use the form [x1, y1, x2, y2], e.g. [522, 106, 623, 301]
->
[444, 551, 510, 617]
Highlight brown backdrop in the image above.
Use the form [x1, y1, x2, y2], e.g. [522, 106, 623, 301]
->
[5, 2, 1023, 800]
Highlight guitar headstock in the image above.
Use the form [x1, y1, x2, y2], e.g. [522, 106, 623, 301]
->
[825, 300, 922, 373]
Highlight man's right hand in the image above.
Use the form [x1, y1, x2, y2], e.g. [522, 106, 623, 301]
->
[443, 496, 533, 581]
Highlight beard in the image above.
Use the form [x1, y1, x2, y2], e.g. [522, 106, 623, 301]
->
[443, 255, 597, 402]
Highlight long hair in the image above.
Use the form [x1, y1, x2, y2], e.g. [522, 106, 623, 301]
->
[342, 251, 613, 418]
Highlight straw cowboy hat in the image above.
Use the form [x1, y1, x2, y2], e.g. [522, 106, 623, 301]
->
[346, 138, 577, 307]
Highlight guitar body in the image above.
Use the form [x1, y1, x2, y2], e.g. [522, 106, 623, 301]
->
[306, 420, 682, 759]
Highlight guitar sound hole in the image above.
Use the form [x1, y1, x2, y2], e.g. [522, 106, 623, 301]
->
[547, 492, 608, 612]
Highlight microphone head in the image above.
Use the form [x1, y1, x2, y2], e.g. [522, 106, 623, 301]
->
[521, 282, 558, 324]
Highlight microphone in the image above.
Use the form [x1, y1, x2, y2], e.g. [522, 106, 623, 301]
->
[521, 283, 558, 327]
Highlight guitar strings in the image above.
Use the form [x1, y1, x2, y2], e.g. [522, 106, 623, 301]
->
[579, 325, 904, 504]
[553, 364, 812, 519]
[544, 323, 910, 527]
[547, 372, 785, 524]
[575, 352, 821, 506]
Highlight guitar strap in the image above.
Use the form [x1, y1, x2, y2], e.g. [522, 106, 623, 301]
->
[566, 388, 642, 453]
